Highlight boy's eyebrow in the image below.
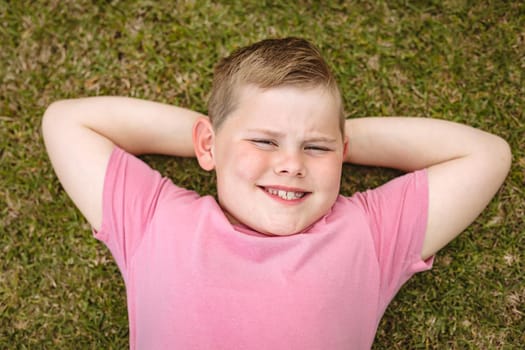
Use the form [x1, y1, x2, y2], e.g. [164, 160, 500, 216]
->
[304, 136, 338, 143]
[246, 128, 284, 138]
[246, 128, 338, 143]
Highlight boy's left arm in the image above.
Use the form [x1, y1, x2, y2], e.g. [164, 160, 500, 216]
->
[344, 117, 512, 260]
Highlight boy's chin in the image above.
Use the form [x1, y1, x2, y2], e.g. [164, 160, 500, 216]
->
[222, 207, 320, 236]
[257, 223, 309, 236]
[239, 217, 313, 236]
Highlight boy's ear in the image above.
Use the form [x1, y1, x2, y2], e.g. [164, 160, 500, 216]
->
[192, 117, 215, 171]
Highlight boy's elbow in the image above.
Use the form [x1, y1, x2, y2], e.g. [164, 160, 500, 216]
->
[42, 100, 71, 142]
[43, 100, 64, 125]
[487, 134, 512, 180]
[42, 99, 77, 126]
[496, 135, 512, 169]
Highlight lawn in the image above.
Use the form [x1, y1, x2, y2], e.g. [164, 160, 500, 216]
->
[1, 0, 524, 348]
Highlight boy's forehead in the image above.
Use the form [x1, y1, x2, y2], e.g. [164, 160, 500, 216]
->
[212, 86, 345, 145]
[232, 84, 337, 114]
[235, 83, 336, 101]
[228, 84, 343, 130]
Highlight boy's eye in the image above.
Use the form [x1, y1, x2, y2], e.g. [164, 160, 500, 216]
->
[305, 145, 331, 152]
[250, 139, 277, 148]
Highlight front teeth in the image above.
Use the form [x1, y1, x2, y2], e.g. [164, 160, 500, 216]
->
[266, 188, 305, 200]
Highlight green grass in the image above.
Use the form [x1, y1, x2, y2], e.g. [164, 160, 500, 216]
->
[1, 0, 524, 348]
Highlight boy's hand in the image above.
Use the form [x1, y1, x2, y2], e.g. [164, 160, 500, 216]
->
[42, 97, 204, 231]
[345, 117, 512, 260]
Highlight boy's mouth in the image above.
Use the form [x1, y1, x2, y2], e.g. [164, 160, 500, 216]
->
[260, 186, 309, 201]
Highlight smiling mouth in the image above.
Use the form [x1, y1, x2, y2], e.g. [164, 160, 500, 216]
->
[261, 186, 309, 201]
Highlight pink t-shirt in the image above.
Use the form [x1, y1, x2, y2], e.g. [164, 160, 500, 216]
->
[95, 147, 432, 349]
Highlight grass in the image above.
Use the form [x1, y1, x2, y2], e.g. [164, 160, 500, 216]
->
[1, 0, 524, 348]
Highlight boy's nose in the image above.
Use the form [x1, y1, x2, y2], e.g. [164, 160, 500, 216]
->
[273, 151, 306, 177]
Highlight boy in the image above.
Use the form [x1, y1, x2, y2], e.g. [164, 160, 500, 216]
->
[42, 38, 511, 349]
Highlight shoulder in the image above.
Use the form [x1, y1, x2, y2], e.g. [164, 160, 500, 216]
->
[338, 170, 428, 214]
[102, 146, 203, 223]
[329, 170, 429, 258]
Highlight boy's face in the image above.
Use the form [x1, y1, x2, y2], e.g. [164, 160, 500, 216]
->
[210, 84, 347, 236]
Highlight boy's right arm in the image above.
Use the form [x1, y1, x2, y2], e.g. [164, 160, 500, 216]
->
[42, 96, 205, 231]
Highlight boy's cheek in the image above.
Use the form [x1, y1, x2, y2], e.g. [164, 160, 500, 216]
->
[312, 157, 344, 178]
[229, 150, 267, 180]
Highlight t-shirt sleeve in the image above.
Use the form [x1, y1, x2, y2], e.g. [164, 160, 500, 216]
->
[93, 146, 173, 278]
[353, 169, 433, 304]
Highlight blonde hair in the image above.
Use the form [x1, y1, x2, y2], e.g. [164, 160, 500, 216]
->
[207, 37, 344, 134]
